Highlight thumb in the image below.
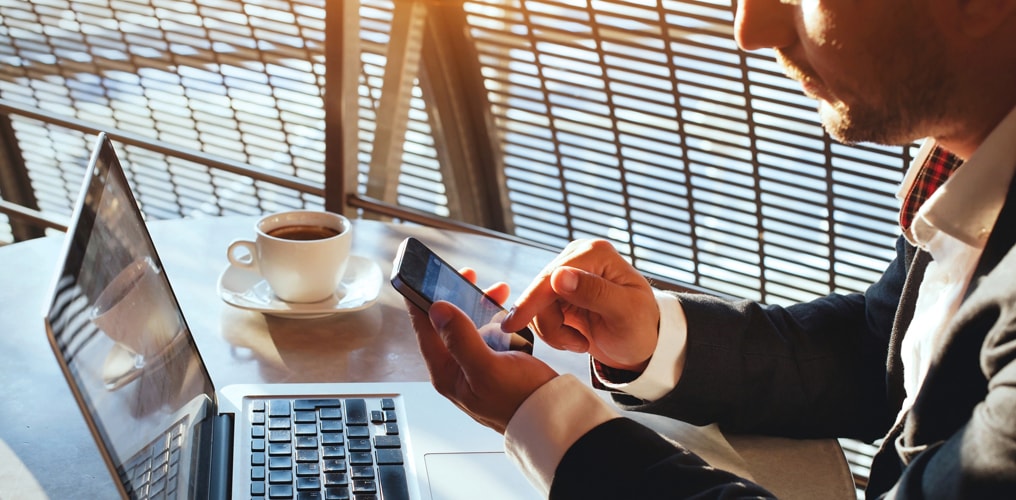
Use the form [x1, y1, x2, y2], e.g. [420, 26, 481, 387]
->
[429, 301, 496, 373]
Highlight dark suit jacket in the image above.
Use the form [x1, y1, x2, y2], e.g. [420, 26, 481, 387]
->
[550, 177, 1016, 499]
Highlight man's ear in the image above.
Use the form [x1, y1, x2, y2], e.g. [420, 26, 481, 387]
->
[957, 0, 1016, 37]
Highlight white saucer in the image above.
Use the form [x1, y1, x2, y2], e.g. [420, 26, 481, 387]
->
[217, 255, 383, 318]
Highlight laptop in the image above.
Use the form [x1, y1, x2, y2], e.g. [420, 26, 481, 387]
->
[43, 133, 541, 500]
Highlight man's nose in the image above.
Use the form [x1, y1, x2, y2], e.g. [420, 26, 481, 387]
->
[734, 0, 797, 51]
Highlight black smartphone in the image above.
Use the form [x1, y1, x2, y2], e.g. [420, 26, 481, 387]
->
[391, 237, 535, 354]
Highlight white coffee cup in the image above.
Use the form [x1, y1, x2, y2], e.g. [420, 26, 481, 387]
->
[227, 210, 352, 303]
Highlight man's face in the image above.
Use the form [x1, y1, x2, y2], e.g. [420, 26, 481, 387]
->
[735, 0, 955, 146]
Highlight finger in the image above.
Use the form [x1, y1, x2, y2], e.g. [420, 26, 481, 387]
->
[499, 239, 604, 332]
[549, 266, 629, 320]
[499, 274, 557, 333]
[406, 299, 461, 388]
[429, 301, 498, 382]
[482, 281, 511, 305]
[531, 306, 590, 353]
[459, 267, 510, 306]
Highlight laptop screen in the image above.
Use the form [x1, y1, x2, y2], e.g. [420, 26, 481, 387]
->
[44, 134, 217, 498]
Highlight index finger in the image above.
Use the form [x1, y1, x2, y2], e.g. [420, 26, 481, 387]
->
[499, 269, 557, 333]
[500, 239, 601, 332]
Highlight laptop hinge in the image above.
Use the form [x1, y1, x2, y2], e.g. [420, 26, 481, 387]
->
[207, 413, 234, 500]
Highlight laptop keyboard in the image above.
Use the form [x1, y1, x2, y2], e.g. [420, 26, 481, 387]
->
[118, 419, 186, 500]
[249, 397, 410, 500]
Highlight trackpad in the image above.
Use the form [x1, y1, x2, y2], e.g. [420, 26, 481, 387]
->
[425, 452, 541, 500]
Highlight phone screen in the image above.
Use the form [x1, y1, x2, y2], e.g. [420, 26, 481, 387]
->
[392, 237, 534, 353]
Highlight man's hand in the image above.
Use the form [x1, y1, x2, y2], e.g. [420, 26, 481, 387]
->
[406, 269, 558, 434]
[500, 239, 660, 372]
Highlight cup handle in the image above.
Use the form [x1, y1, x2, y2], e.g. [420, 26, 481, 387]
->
[227, 240, 258, 270]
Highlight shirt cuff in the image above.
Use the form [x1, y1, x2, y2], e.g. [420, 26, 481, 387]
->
[595, 290, 688, 401]
[504, 373, 620, 496]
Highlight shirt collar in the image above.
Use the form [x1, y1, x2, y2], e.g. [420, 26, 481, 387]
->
[898, 105, 1016, 249]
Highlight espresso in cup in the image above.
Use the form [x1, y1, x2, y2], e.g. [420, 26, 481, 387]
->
[267, 225, 342, 241]
[227, 210, 352, 303]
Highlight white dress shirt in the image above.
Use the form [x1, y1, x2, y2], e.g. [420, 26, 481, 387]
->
[504, 105, 1016, 496]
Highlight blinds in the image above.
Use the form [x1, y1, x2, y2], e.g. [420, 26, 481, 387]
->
[0, 0, 328, 231]
[453, 0, 914, 304]
[1, 0, 913, 307]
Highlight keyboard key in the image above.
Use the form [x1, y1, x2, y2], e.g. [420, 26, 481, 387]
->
[296, 449, 320, 462]
[294, 411, 316, 423]
[252, 466, 266, 480]
[350, 466, 374, 479]
[375, 449, 403, 465]
[296, 436, 318, 449]
[347, 438, 370, 452]
[268, 484, 294, 498]
[294, 423, 318, 436]
[269, 456, 292, 470]
[345, 426, 369, 439]
[373, 436, 400, 449]
[269, 418, 292, 430]
[297, 398, 342, 410]
[269, 430, 292, 442]
[322, 445, 345, 458]
[252, 426, 266, 439]
[324, 487, 350, 500]
[352, 479, 377, 494]
[349, 452, 372, 465]
[384, 423, 399, 435]
[378, 465, 410, 500]
[321, 432, 343, 445]
[319, 407, 342, 420]
[324, 472, 349, 486]
[269, 469, 293, 484]
[252, 439, 266, 452]
[370, 411, 384, 423]
[322, 459, 347, 472]
[320, 420, 343, 432]
[384, 410, 397, 422]
[297, 493, 322, 500]
[296, 462, 320, 477]
[269, 400, 291, 417]
[380, 399, 395, 410]
[268, 443, 292, 455]
[296, 476, 321, 491]
[252, 452, 266, 465]
[344, 399, 368, 424]
[251, 481, 266, 496]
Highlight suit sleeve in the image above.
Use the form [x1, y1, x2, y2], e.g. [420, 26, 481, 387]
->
[614, 236, 913, 441]
[551, 418, 774, 499]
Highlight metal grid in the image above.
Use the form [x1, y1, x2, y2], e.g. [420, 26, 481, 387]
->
[0, 0, 333, 235]
[464, 0, 916, 305]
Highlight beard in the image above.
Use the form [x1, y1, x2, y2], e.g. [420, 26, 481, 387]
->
[813, 68, 954, 147]
[774, 9, 954, 147]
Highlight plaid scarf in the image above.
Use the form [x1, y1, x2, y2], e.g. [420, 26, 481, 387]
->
[899, 145, 965, 232]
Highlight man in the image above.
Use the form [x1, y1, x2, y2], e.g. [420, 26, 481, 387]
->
[406, 0, 1016, 497]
